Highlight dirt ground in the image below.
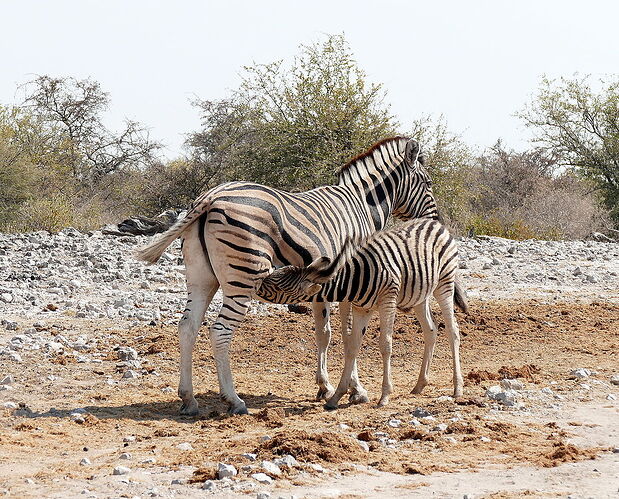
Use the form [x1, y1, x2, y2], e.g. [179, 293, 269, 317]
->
[1, 300, 618, 498]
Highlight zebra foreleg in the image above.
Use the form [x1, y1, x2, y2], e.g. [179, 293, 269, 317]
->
[435, 286, 464, 397]
[325, 308, 372, 410]
[210, 295, 250, 415]
[313, 301, 336, 400]
[377, 296, 397, 407]
[178, 254, 219, 416]
[411, 300, 437, 395]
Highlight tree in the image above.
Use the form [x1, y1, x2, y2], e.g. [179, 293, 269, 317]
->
[519, 75, 619, 222]
[21, 75, 160, 184]
[186, 34, 397, 191]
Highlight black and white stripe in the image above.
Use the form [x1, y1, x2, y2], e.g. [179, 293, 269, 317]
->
[135, 136, 438, 415]
[256, 218, 468, 408]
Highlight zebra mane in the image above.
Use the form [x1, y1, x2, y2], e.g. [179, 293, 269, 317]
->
[337, 136, 411, 179]
[309, 235, 366, 282]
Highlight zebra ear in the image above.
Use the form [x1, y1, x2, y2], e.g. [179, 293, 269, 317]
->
[404, 139, 421, 168]
[300, 280, 323, 296]
[306, 256, 332, 283]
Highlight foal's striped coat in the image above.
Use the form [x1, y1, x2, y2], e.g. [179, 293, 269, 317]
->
[255, 218, 467, 409]
[136, 137, 438, 415]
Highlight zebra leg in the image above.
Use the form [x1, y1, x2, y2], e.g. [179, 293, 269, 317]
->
[178, 233, 220, 416]
[435, 286, 464, 397]
[411, 300, 437, 395]
[209, 295, 251, 415]
[325, 308, 372, 410]
[313, 301, 335, 400]
[340, 301, 369, 404]
[377, 298, 397, 407]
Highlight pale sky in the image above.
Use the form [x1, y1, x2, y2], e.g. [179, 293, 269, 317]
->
[2, 0, 617, 159]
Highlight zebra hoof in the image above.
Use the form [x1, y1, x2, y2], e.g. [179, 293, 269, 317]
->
[316, 387, 335, 401]
[227, 404, 249, 416]
[324, 403, 338, 411]
[349, 392, 369, 405]
[179, 400, 199, 416]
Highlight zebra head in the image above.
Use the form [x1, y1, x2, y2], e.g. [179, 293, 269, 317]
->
[254, 257, 331, 304]
[392, 139, 440, 221]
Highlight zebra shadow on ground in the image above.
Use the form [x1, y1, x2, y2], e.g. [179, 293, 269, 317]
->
[10, 389, 322, 424]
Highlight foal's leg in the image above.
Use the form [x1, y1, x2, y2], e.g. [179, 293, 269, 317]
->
[325, 308, 372, 410]
[377, 296, 397, 407]
[313, 301, 335, 400]
[340, 301, 369, 404]
[435, 285, 464, 397]
[411, 300, 438, 395]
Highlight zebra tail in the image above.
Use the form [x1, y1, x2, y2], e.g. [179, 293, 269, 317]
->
[134, 200, 208, 264]
[453, 278, 469, 314]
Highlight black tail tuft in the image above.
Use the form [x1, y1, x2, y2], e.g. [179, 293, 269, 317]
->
[453, 278, 469, 314]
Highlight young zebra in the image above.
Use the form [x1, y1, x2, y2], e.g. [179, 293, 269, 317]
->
[135, 137, 438, 415]
[255, 218, 468, 409]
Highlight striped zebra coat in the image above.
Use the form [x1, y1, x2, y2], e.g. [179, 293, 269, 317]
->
[136, 136, 438, 415]
[255, 218, 468, 409]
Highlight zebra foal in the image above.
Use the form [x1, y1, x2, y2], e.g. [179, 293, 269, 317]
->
[135, 137, 438, 415]
[255, 218, 468, 409]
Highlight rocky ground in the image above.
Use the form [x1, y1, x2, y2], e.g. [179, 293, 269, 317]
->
[0, 228, 618, 498]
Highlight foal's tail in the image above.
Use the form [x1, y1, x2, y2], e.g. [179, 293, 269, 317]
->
[453, 278, 469, 314]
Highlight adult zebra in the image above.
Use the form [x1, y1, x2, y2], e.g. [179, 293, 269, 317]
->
[136, 136, 438, 415]
[255, 218, 467, 409]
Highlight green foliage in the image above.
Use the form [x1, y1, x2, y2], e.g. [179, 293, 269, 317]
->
[186, 34, 397, 192]
[519, 75, 619, 223]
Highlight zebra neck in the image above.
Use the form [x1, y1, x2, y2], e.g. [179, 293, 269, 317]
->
[316, 258, 359, 304]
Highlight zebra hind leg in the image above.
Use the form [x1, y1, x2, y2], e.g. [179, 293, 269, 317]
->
[210, 294, 251, 415]
[435, 284, 464, 397]
[377, 296, 397, 407]
[178, 284, 219, 416]
[411, 300, 437, 395]
[313, 301, 336, 400]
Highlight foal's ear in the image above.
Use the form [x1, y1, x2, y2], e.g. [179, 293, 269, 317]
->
[299, 280, 323, 296]
[404, 139, 421, 168]
[306, 256, 333, 283]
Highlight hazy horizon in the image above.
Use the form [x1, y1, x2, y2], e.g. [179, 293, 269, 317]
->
[2, 0, 617, 159]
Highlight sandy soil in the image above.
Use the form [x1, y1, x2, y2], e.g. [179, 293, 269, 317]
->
[1, 300, 618, 498]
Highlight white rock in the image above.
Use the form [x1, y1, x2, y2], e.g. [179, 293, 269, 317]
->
[610, 375, 619, 386]
[443, 436, 457, 444]
[0, 375, 14, 385]
[122, 370, 140, 379]
[112, 465, 131, 475]
[123, 435, 136, 442]
[485, 385, 502, 399]
[387, 419, 402, 427]
[242, 453, 257, 462]
[202, 480, 216, 490]
[579, 383, 591, 390]
[571, 368, 591, 379]
[217, 462, 237, 479]
[308, 463, 325, 473]
[176, 442, 193, 451]
[433, 423, 448, 432]
[256, 492, 271, 499]
[480, 436, 492, 443]
[273, 455, 298, 468]
[541, 387, 554, 395]
[0, 385, 13, 391]
[500, 379, 524, 391]
[261, 460, 281, 476]
[338, 423, 351, 430]
[80, 458, 91, 466]
[117, 347, 139, 361]
[119, 452, 132, 460]
[357, 440, 369, 452]
[142, 458, 156, 464]
[436, 395, 453, 402]
[251, 473, 273, 484]
[607, 394, 617, 401]
[3, 402, 18, 409]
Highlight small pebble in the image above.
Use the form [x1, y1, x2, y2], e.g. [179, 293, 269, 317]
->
[176, 442, 193, 451]
[112, 465, 131, 475]
[217, 462, 237, 479]
[119, 452, 132, 460]
[242, 453, 257, 462]
[80, 458, 91, 466]
[251, 473, 273, 484]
